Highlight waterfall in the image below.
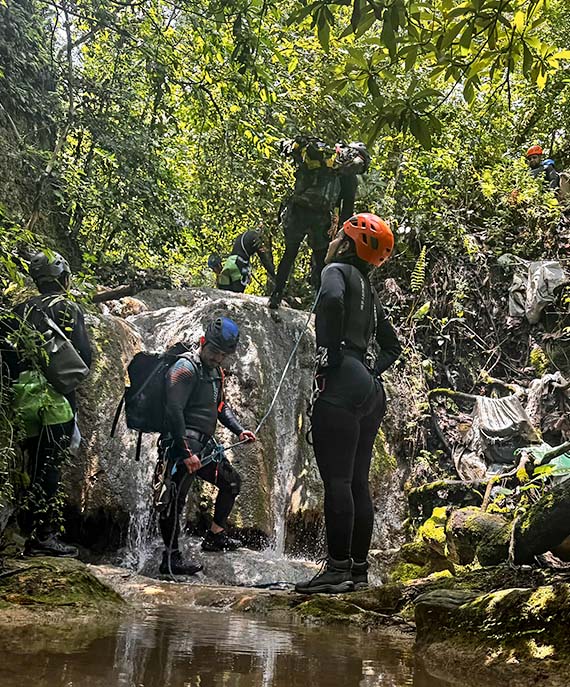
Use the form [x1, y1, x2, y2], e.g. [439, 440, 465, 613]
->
[80, 288, 405, 573]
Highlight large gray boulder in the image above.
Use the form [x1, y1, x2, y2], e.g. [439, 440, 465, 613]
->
[65, 288, 406, 558]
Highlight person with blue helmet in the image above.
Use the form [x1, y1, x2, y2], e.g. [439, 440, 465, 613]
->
[155, 316, 256, 576]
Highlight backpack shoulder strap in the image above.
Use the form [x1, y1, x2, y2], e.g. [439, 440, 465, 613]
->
[177, 352, 201, 378]
[110, 394, 125, 438]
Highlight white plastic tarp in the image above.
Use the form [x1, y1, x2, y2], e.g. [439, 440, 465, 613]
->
[453, 394, 539, 481]
[509, 260, 568, 324]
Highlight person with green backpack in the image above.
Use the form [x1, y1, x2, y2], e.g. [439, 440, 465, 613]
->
[6, 251, 92, 558]
[208, 229, 275, 293]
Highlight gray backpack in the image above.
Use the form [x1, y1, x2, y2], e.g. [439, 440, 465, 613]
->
[20, 300, 90, 395]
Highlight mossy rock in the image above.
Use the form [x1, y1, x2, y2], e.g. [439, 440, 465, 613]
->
[414, 582, 570, 675]
[0, 558, 125, 609]
[390, 507, 454, 582]
[446, 507, 510, 566]
[417, 506, 448, 553]
[408, 480, 482, 523]
[400, 539, 434, 565]
[290, 583, 411, 629]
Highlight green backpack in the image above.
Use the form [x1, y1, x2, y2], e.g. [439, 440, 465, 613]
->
[218, 255, 248, 286]
[12, 369, 74, 438]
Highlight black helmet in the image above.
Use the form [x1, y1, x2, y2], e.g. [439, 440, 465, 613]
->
[29, 251, 71, 285]
[204, 317, 240, 354]
[250, 232, 262, 253]
[208, 253, 223, 270]
[348, 142, 371, 172]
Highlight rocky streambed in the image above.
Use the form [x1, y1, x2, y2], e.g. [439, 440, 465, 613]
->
[1, 556, 569, 686]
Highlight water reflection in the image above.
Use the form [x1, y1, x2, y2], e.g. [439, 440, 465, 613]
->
[0, 606, 451, 687]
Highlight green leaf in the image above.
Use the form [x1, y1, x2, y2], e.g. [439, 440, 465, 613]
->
[463, 77, 475, 104]
[367, 75, 380, 99]
[447, 5, 471, 19]
[410, 115, 432, 149]
[522, 42, 533, 77]
[381, 11, 397, 58]
[441, 19, 467, 49]
[347, 47, 368, 69]
[351, 0, 363, 30]
[286, 2, 319, 27]
[512, 10, 525, 32]
[493, 486, 514, 496]
[317, 13, 331, 52]
[413, 300, 431, 320]
[459, 24, 473, 49]
[323, 78, 348, 94]
[355, 10, 377, 37]
[404, 45, 418, 72]
[428, 115, 442, 135]
[411, 88, 442, 101]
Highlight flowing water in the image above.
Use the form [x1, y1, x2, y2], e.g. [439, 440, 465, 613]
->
[0, 605, 456, 687]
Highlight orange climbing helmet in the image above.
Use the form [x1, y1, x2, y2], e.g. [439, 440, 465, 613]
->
[342, 213, 394, 267]
[526, 145, 543, 157]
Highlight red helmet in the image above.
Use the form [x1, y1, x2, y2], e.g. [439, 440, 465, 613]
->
[342, 213, 394, 267]
[526, 145, 543, 157]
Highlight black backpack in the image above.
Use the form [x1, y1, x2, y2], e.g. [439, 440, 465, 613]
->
[111, 343, 199, 460]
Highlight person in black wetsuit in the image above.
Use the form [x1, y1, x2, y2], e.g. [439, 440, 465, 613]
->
[295, 213, 401, 594]
[6, 251, 92, 557]
[209, 230, 275, 293]
[156, 316, 256, 576]
[268, 140, 371, 309]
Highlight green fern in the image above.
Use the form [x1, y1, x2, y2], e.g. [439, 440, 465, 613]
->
[411, 246, 427, 294]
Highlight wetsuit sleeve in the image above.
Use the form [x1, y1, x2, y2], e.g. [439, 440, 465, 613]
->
[338, 175, 358, 224]
[164, 359, 198, 448]
[373, 300, 402, 375]
[68, 305, 92, 368]
[316, 265, 346, 367]
[218, 403, 245, 435]
[216, 375, 245, 435]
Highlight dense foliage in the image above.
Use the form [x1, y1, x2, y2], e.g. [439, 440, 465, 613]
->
[0, 0, 568, 288]
[1, 0, 570, 555]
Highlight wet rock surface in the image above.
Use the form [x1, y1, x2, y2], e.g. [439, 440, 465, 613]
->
[65, 288, 406, 558]
[415, 583, 570, 686]
[2, 555, 570, 685]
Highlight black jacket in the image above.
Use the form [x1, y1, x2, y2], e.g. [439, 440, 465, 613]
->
[317, 262, 401, 375]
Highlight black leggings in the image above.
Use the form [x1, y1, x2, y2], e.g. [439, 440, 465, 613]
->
[273, 204, 331, 295]
[311, 390, 385, 562]
[158, 448, 241, 550]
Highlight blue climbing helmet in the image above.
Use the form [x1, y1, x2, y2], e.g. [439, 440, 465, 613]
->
[204, 317, 240, 354]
